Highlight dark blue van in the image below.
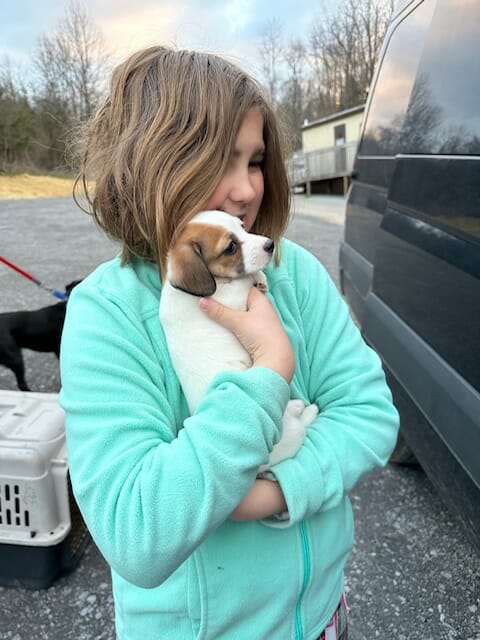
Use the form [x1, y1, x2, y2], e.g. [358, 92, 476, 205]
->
[339, 0, 480, 546]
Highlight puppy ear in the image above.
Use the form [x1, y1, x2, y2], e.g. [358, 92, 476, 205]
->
[168, 242, 216, 297]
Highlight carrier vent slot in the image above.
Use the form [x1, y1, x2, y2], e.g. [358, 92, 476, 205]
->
[0, 483, 31, 528]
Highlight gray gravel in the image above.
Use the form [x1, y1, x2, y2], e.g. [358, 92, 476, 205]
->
[0, 196, 479, 640]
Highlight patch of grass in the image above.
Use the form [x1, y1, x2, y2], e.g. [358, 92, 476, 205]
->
[0, 173, 75, 199]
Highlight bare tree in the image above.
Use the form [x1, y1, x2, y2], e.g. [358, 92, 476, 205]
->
[34, 1, 108, 121]
[309, 17, 346, 115]
[258, 18, 284, 105]
[63, 1, 108, 119]
[346, 0, 394, 97]
[279, 39, 308, 150]
[307, 0, 393, 117]
[32, 1, 109, 170]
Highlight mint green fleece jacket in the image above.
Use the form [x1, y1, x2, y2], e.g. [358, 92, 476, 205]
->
[60, 238, 399, 640]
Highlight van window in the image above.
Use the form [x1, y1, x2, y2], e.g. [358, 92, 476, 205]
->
[401, 0, 480, 155]
[358, 0, 435, 157]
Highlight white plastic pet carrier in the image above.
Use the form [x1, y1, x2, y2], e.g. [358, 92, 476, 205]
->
[0, 391, 89, 588]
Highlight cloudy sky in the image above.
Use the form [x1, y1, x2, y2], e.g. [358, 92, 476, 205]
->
[1, 0, 331, 81]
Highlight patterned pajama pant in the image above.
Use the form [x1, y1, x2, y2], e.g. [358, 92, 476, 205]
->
[316, 594, 348, 640]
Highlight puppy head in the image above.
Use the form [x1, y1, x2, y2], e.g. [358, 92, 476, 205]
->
[166, 210, 274, 297]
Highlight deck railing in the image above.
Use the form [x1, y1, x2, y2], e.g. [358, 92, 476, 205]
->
[288, 142, 358, 185]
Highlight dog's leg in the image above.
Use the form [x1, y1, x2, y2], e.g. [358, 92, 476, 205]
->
[13, 355, 30, 391]
[0, 342, 31, 391]
[16, 374, 30, 392]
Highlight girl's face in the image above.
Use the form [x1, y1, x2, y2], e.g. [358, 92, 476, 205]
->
[202, 107, 265, 232]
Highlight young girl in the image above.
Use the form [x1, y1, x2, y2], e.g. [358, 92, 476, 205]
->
[60, 45, 399, 640]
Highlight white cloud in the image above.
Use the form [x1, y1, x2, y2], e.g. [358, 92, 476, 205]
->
[222, 0, 254, 34]
[93, 0, 263, 73]
[96, 3, 186, 59]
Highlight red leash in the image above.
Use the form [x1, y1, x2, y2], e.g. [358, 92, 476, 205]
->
[0, 256, 67, 301]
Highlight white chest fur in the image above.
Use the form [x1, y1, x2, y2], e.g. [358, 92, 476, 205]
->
[159, 275, 257, 414]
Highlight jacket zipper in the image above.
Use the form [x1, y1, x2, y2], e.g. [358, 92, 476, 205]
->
[295, 521, 311, 639]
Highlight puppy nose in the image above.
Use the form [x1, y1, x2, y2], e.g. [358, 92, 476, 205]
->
[263, 239, 275, 254]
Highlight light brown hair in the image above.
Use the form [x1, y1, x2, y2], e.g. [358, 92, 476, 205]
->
[74, 45, 291, 280]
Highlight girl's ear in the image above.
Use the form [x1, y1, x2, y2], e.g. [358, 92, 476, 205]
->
[168, 242, 217, 297]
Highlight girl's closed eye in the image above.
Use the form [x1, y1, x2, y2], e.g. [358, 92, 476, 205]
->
[249, 155, 265, 171]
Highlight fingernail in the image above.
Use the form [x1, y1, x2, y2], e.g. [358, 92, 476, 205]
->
[199, 297, 211, 311]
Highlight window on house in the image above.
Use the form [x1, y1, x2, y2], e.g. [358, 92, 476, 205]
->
[334, 124, 346, 146]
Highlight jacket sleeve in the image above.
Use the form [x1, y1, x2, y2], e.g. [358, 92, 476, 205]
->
[265, 246, 399, 528]
[60, 281, 290, 587]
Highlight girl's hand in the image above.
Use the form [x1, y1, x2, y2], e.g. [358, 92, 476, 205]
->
[229, 479, 287, 521]
[199, 286, 295, 384]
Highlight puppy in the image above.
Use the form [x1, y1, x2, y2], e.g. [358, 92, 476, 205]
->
[0, 280, 81, 391]
[160, 211, 318, 471]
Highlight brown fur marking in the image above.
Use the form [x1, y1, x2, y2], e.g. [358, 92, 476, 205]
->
[168, 222, 245, 296]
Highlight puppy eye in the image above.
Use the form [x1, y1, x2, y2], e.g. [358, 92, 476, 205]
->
[224, 240, 238, 255]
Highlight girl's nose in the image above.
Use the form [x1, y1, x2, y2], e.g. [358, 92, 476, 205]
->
[229, 168, 256, 204]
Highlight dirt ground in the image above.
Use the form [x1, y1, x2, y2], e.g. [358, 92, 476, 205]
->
[0, 174, 75, 199]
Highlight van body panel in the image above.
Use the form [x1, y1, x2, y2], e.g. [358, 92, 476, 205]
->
[363, 294, 480, 482]
[339, 0, 480, 545]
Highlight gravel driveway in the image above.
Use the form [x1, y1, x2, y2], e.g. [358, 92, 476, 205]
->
[0, 196, 479, 640]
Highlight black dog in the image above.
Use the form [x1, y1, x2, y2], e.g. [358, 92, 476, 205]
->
[0, 280, 81, 391]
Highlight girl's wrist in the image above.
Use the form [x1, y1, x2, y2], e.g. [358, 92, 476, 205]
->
[252, 350, 294, 384]
[230, 479, 287, 521]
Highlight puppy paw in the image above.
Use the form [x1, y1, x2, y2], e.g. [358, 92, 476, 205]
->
[253, 270, 268, 293]
[259, 401, 308, 471]
[299, 403, 319, 427]
[259, 401, 318, 472]
[283, 398, 305, 418]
